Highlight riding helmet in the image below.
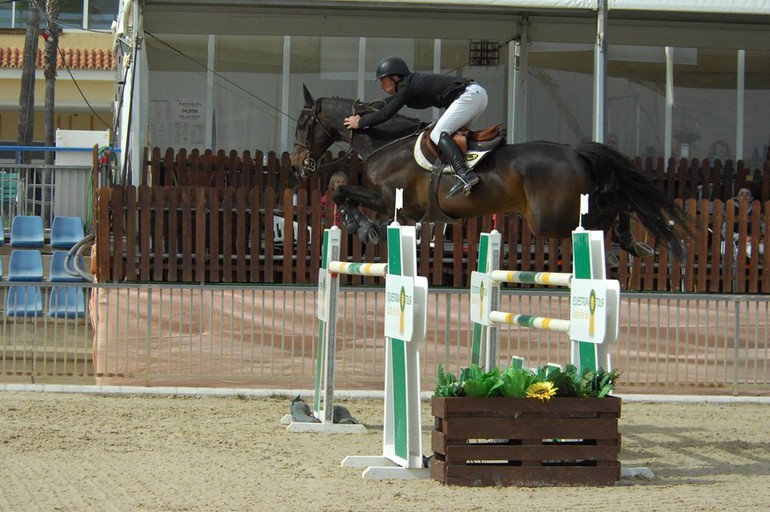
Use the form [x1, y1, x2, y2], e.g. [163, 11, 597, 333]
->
[375, 57, 411, 80]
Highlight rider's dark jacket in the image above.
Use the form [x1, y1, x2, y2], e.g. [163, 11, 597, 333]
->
[357, 72, 473, 129]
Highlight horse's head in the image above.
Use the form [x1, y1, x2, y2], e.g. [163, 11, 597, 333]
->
[290, 85, 346, 181]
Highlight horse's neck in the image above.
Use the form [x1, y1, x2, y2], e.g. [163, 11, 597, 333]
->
[323, 97, 421, 160]
[350, 126, 420, 162]
[351, 135, 400, 161]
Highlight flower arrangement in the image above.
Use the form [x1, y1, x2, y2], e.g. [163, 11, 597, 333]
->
[673, 122, 701, 145]
[434, 363, 621, 401]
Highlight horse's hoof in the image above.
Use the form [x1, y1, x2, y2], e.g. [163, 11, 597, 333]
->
[605, 250, 620, 268]
[632, 242, 655, 258]
[358, 222, 380, 245]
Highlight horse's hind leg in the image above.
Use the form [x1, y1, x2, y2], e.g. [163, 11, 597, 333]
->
[616, 212, 654, 258]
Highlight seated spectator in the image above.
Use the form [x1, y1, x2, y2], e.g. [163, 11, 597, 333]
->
[320, 172, 349, 226]
[722, 187, 764, 259]
[707, 140, 731, 165]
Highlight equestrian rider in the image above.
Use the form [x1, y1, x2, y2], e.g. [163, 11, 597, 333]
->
[343, 56, 488, 198]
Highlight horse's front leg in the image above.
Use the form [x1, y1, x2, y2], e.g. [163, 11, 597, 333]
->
[335, 185, 390, 214]
[335, 185, 390, 244]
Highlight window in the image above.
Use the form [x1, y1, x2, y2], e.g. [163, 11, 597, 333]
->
[0, 0, 117, 30]
[88, 0, 119, 30]
[58, 0, 85, 29]
[528, 43, 594, 145]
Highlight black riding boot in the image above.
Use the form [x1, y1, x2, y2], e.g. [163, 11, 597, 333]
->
[438, 132, 480, 198]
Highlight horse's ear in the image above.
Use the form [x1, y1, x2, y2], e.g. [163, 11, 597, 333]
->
[302, 84, 314, 108]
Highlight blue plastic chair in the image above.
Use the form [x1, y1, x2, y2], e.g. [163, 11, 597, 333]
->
[50, 216, 85, 249]
[49, 251, 84, 282]
[5, 250, 44, 317]
[47, 287, 86, 319]
[8, 250, 44, 281]
[10, 216, 44, 248]
[48, 251, 86, 318]
[5, 286, 44, 317]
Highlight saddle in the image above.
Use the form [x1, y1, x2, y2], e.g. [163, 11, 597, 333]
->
[415, 124, 504, 171]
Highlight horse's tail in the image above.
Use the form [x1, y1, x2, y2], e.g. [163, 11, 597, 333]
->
[573, 142, 691, 260]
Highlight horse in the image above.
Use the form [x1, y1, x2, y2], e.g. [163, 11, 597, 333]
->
[290, 86, 691, 260]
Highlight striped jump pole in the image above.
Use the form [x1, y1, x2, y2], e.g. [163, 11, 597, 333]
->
[487, 311, 571, 333]
[490, 270, 572, 288]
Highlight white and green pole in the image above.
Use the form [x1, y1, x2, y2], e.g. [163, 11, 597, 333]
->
[342, 189, 430, 479]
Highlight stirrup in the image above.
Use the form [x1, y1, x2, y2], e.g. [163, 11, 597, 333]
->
[446, 172, 479, 198]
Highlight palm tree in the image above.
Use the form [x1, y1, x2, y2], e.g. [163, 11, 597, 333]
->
[17, 1, 41, 165]
[43, 0, 60, 165]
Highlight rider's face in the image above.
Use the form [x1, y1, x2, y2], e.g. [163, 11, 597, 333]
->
[379, 75, 398, 95]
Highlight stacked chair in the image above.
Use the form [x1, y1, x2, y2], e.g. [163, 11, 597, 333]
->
[48, 216, 86, 318]
[3, 215, 87, 318]
[6, 216, 45, 317]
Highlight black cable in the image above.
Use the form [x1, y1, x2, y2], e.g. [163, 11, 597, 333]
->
[29, 0, 112, 128]
[56, 45, 112, 129]
[145, 31, 296, 123]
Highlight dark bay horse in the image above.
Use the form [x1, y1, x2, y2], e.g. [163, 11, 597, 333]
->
[290, 86, 691, 260]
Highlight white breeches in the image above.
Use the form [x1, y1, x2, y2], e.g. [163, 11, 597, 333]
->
[430, 83, 488, 145]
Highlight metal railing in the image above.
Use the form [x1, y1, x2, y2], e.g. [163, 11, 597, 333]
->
[0, 281, 767, 395]
[0, 163, 94, 232]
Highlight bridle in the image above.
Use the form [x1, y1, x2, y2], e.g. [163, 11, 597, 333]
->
[294, 98, 353, 179]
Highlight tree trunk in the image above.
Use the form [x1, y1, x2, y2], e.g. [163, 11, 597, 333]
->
[44, 0, 61, 165]
[17, 5, 41, 165]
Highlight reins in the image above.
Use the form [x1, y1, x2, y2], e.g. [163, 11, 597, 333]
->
[297, 97, 422, 176]
[296, 99, 354, 178]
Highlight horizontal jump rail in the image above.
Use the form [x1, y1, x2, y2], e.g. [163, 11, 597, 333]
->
[488, 311, 571, 333]
[328, 261, 388, 277]
[489, 270, 572, 288]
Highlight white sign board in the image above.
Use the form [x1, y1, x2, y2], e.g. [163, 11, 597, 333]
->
[384, 274, 415, 342]
[317, 268, 332, 322]
[569, 278, 609, 343]
[469, 270, 492, 326]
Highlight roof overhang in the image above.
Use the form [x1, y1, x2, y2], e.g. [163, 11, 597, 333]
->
[139, 0, 770, 49]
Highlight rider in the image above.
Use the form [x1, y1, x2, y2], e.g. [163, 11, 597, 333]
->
[343, 56, 488, 198]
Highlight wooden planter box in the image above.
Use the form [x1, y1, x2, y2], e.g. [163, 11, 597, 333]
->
[431, 396, 621, 486]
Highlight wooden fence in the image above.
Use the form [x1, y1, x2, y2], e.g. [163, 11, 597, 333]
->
[92, 147, 770, 293]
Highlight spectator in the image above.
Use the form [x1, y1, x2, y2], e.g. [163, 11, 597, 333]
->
[723, 187, 765, 259]
[320, 172, 349, 226]
[707, 140, 731, 165]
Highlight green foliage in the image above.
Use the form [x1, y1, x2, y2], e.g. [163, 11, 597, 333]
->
[434, 364, 461, 397]
[434, 362, 622, 398]
[460, 365, 500, 397]
[492, 366, 536, 397]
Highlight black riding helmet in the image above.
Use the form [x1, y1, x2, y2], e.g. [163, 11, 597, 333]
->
[375, 57, 410, 80]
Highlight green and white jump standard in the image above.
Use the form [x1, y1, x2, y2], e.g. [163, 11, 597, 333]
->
[470, 222, 620, 372]
[286, 226, 381, 433]
[340, 220, 430, 480]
